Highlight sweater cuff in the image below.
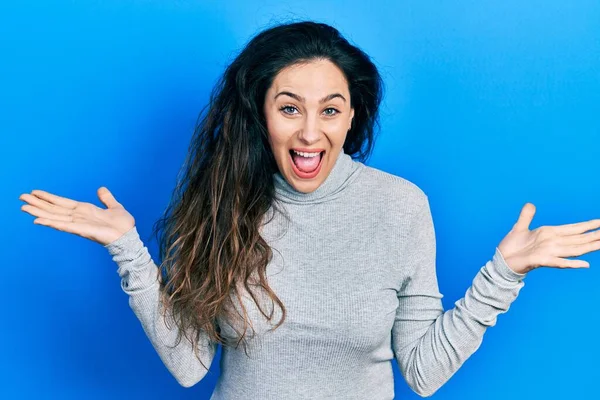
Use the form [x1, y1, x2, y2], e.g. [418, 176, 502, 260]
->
[103, 226, 141, 258]
[491, 247, 528, 282]
[103, 226, 159, 292]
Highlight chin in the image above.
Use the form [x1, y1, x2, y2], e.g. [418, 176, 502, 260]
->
[291, 179, 322, 193]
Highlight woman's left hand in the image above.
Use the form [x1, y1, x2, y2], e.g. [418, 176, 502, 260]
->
[497, 203, 600, 274]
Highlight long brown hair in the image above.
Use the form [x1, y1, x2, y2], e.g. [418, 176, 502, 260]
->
[150, 19, 384, 371]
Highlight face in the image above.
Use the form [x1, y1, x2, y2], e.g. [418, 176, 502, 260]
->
[263, 59, 354, 194]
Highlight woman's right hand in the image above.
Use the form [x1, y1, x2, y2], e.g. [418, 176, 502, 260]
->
[19, 186, 136, 246]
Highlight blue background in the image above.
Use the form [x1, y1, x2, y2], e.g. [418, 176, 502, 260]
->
[3, 1, 599, 398]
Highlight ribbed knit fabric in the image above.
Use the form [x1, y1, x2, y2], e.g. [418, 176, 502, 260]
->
[104, 149, 527, 399]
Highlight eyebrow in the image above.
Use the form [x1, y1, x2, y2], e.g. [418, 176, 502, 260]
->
[274, 91, 347, 104]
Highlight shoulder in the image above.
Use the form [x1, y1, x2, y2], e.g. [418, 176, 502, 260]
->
[355, 164, 428, 214]
[350, 164, 432, 260]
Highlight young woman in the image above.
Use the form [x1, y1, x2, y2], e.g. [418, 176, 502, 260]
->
[19, 20, 599, 399]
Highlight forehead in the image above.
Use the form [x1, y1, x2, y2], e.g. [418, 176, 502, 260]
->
[270, 59, 349, 96]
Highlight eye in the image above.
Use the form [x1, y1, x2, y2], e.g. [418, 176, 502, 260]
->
[279, 105, 298, 115]
[323, 107, 340, 116]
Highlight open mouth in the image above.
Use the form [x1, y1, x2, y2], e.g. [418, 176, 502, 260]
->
[288, 150, 325, 177]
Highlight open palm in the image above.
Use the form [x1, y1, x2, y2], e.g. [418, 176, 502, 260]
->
[19, 187, 135, 246]
[498, 202, 600, 274]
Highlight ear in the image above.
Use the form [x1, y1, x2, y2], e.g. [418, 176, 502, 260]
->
[349, 108, 355, 130]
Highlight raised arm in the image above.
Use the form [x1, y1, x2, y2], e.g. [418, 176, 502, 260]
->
[19, 187, 218, 387]
[392, 195, 527, 397]
[105, 226, 218, 388]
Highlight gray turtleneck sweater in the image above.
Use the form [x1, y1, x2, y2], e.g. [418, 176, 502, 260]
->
[104, 150, 527, 399]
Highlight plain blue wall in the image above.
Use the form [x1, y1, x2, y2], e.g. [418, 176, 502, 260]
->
[3, 1, 599, 399]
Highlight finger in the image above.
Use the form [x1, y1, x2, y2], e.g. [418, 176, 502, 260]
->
[33, 218, 91, 238]
[97, 187, 122, 209]
[553, 240, 600, 259]
[22, 204, 73, 222]
[19, 193, 73, 216]
[568, 240, 600, 257]
[556, 218, 600, 236]
[513, 203, 536, 232]
[561, 228, 600, 246]
[546, 256, 590, 269]
[30, 190, 79, 209]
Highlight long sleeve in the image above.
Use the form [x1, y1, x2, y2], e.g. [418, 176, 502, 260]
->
[392, 195, 527, 397]
[104, 226, 218, 387]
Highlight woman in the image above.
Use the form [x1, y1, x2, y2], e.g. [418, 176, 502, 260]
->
[19, 20, 599, 399]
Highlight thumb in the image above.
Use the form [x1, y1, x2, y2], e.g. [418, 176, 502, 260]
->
[97, 186, 122, 209]
[512, 202, 536, 232]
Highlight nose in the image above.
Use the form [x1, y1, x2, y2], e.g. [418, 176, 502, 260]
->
[297, 114, 321, 145]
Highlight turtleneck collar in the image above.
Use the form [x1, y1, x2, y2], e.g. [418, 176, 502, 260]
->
[272, 148, 364, 204]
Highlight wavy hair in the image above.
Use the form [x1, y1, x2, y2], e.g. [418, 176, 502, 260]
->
[150, 19, 384, 370]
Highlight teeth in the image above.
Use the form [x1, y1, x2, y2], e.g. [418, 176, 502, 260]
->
[292, 150, 320, 158]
